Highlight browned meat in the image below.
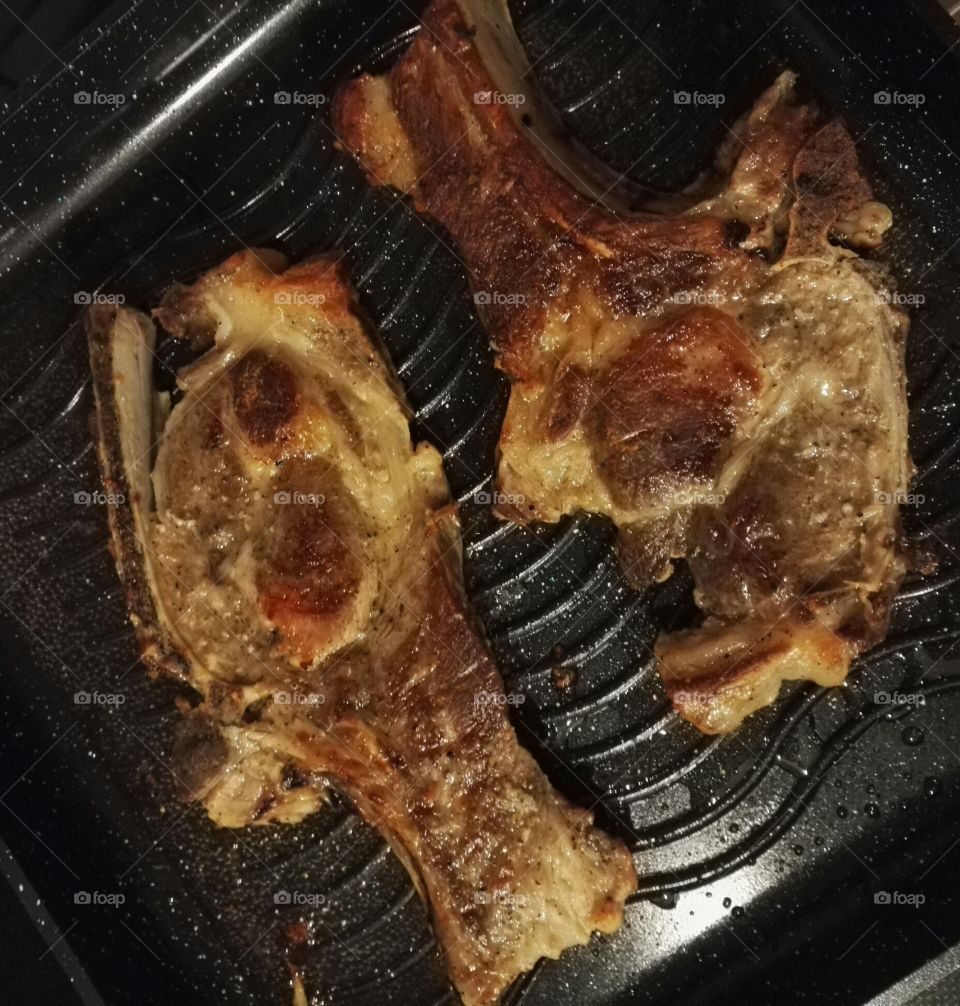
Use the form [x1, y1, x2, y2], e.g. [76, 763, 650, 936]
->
[88, 250, 636, 1006]
[333, 0, 912, 734]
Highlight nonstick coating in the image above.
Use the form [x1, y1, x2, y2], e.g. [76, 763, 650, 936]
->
[0, 1, 959, 1004]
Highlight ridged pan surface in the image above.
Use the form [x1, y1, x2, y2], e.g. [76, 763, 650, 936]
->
[0, 1, 959, 1004]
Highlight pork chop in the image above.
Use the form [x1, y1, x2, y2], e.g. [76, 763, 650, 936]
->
[333, 0, 912, 734]
[88, 249, 637, 1005]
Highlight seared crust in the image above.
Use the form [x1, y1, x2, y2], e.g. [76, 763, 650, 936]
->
[784, 119, 876, 258]
[230, 350, 301, 446]
[333, 0, 746, 380]
[89, 250, 637, 1005]
[657, 614, 854, 734]
[333, 0, 911, 734]
[585, 307, 762, 507]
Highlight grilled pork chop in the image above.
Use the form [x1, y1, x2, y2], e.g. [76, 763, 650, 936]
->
[88, 250, 636, 1006]
[333, 0, 912, 734]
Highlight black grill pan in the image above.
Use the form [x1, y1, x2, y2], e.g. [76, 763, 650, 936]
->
[1, 1, 960, 1004]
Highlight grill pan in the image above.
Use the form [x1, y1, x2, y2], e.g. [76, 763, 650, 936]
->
[1, 1, 960, 1003]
